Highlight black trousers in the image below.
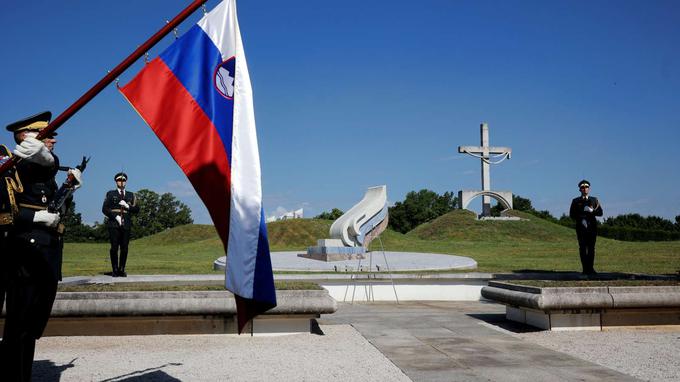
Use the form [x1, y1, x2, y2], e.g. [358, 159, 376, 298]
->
[0, 240, 59, 382]
[576, 228, 597, 274]
[108, 227, 131, 272]
[1, 237, 6, 316]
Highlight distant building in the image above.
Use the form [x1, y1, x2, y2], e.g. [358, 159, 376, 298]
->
[266, 208, 304, 223]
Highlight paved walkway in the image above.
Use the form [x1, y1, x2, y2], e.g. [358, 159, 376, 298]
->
[320, 301, 639, 382]
[30, 301, 647, 381]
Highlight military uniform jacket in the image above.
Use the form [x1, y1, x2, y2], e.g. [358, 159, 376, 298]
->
[1, 144, 18, 229]
[569, 196, 603, 232]
[1, 144, 20, 249]
[102, 189, 139, 229]
[9, 151, 63, 280]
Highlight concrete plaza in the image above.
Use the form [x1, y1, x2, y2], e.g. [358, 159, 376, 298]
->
[32, 300, 679, 381]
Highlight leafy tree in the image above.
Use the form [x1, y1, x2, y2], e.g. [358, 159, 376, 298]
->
[315, 208, 344, 220]
[602, 213, 676, 231]
[90, 221, 110, 242]
[62, 190, 193, 242]
[558, 213, 575, 228]
[676, 215, 680, 230]
[130, 189, 193, 239]
[490, 194, 558, 222]
[388, 189, 458, 233]
[62, 201, 96, 242]
[511, 195, 533, 212]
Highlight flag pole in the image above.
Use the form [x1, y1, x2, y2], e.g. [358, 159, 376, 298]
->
[0, 0, 208, 175]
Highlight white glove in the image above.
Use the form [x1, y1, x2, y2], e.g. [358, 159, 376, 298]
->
[13, 137, 55, 166]
[33, 210, 60, 227]
[119, 200, 130, 209]
[115, 215, 123, 226]
[583, 206, 594, 213]
[68, 168, 83, 190]
[581, 219, 588, 229]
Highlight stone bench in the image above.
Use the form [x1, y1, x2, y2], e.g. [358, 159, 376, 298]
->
[2, 290, 337, 336]
[482, 281, 680, 331]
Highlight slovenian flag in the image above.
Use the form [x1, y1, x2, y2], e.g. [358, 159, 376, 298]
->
[119, 0, 276, 333]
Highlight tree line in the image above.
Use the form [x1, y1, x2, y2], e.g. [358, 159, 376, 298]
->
[316, 190, 680, 242]
[494, 194, 680, 241]
[63, 189, 193, 242]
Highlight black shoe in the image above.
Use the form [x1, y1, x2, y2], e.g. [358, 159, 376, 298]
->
[119, 270, 127, 277]
[112, 270, 119, 277]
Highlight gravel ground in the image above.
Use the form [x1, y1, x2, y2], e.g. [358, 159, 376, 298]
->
[33, 325, 411, 382]
[517, 329, 680, 382]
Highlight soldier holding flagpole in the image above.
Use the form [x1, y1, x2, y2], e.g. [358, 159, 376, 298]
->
[0, 111, 83, 381]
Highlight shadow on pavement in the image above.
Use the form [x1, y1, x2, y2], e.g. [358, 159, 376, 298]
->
[99, 363, 183, 382]
[466, 312, 543, 334]
[506, 270, 672, 281]
[103, 370, 182, 381]
[33, 358, 76, 381]
[33, 360, 183, 382]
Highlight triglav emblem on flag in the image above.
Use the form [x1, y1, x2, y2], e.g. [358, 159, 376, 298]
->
[215, 57, 236, 99]
[120, 0, 276, 333]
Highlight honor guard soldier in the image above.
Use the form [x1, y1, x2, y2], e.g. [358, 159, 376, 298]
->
[1, 141, 20, 331]
[569, 179, 603, 276]
[0, 111, 82, 381]
[102, 172, 139, 277]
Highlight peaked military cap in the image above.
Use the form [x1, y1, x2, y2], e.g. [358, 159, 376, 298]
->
[578, 179, 590, 188]
[6, 111, 56, 135]
[114, 172, 128, 181]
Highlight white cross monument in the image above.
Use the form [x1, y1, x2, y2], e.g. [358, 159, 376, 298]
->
[458, 122, 513, 217]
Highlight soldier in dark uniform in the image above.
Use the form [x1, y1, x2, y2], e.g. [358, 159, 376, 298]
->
[1, 142, 20, 330]
[0, 111, 82, 381]
[569, 179, 603, 275]
[102, 172, 139, 277]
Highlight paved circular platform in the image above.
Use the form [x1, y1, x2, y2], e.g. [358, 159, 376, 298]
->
[214, 251, 477, 272]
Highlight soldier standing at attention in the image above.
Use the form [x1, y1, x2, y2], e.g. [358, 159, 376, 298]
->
[1, 142, 18, 334]
[569, 179, 603, 276]
[0, 111, 82, 381]
[102, 172, 139, 277]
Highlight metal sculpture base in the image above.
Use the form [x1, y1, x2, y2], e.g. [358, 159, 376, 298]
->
[344, 236, 399, 304]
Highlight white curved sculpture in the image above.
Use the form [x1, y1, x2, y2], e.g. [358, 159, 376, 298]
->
[330, 185, 387, 247]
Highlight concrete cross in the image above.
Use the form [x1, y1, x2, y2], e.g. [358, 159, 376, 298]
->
[458, 123, 512, 216]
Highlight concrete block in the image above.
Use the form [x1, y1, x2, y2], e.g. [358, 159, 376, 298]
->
[549, 312, 601, 331]
[506, 306, 526, 324]
[317, 239, 344, 247]
[251, 315, 318, 336]
[602, 309, 680, 328]
[525, 309, 550, 330]
[321, 283, 484, 302]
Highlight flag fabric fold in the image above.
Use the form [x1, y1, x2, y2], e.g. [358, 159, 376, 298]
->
[119, 0, 276, 333]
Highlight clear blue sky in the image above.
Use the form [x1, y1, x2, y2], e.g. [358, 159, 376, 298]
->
[1, 0, 678, 225]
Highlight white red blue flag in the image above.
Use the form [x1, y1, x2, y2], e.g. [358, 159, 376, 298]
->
[120, 0, 276, 333]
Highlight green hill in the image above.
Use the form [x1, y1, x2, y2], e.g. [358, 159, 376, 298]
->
[408, 210, 575, 243]
[141, 210, 577, 246]
[62, 213, 680, 276]
[135, 224, 220, 245]
[267, 218, 332, 250]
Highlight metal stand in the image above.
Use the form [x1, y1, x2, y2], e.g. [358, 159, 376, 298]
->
[343, 236, 399, 304]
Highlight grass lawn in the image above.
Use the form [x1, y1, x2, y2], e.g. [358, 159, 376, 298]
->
[62, 210, 680, 277]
